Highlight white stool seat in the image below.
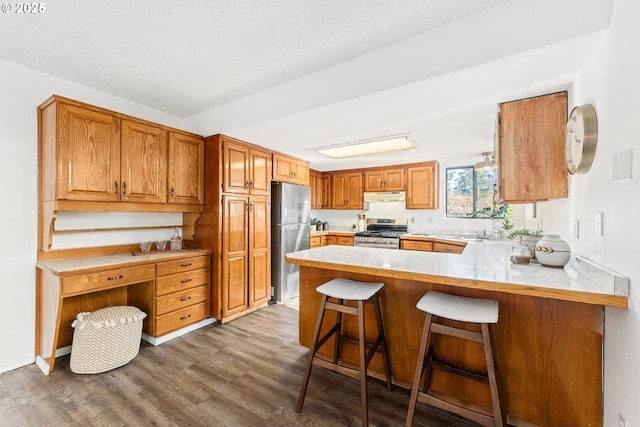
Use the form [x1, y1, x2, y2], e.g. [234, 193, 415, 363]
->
[417, 291, 498, 324]
[317, 278, 384, 301]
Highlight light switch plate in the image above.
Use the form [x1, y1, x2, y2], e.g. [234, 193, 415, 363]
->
[595, 212, 603, 236]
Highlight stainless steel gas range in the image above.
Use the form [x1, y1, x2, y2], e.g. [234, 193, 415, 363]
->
[353, 218, 408, 249]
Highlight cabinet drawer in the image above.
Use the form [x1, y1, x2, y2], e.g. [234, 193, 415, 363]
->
[401, 240, 433, 252]
[156, 284, 210, 316]
[155, 301, 210, 336]
[156, 254, 210, 276]
[433, 242, 466, 254]
[310, 235, 322, 248]
[156, 268, 210, 296]
[337, 236, 354, 246]
[62, 264, 155, 296]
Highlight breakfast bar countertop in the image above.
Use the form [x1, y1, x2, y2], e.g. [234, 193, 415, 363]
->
[285, 242, 629, 308]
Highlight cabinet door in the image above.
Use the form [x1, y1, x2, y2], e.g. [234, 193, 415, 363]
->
[272, 153, 295, 183]
[309, 170, 318, 209]
[168, 133, 204, 204]
[222, 195, 249, 317]
[406, 162, 438, 209]
[331, 173, 347, 208]
[384, 168, 405, 191]
[222, 139, 250, 194]
[249, 148, 272, 195]
[249, 197, 271, 307]
[294, 160, 310, 186]
[317, 173, 330, 209]
[496, 92, 568, 202]
[57, 103, 120, 201]
[345, 172, 363, 209]
[121, 120, 167, 203]
[364, 170, 385, 192]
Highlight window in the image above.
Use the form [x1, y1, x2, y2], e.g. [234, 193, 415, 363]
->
[446, 166, 496, 218]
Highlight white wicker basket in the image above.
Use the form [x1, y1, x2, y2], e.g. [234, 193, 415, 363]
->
[70, 306, 146, 374]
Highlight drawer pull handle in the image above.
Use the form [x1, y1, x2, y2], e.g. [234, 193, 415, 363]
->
[180, 263, 193, 267]
[180, 314, 192, 320]
[180, 296, 192, 302]
[180, 278, 193, 284]
[107, 275, 124, 281]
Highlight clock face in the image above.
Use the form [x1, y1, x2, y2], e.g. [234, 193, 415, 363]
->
[565, 104, 598, 175]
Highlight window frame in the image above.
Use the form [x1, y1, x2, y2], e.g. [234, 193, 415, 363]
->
[445, 165, 497, 218]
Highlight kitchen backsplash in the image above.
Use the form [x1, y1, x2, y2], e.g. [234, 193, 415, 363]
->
[311, 201, 540, 237]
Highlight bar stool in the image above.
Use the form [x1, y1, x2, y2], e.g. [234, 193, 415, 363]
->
[296, 278, 392, 426]
[405, 291, 506, 427]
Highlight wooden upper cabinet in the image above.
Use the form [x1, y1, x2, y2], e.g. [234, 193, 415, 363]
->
[364, 167, 405, 192]
[311, 170, 330, 209]
[273, 153, 309, 186]
[52, 102, 121, 202]
[121, 120, 167, 203]
[495, 91, 568, 203]
[39, 96, 204, 207]
[406, 161, 438, 209]
[309, 170, 318, 209]
[168, 132, 204, 204]
[331, 171, 363, 209]
[222, 137, 272, 195]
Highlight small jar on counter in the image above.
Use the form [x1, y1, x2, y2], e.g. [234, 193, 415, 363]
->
[510, 245, 531, 264]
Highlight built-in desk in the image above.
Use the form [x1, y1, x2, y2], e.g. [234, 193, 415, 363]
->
[286, 243, 628, 427]
[36, 249, 213, 375]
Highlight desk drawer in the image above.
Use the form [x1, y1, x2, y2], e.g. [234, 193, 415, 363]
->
[155, 301, 210, 336]
[156, 254, 210, 276]
[61, 264, 155, 296]
[156, 268, 209, 296]
[156, 284, 210, 316]
[433, 242, 465, 254]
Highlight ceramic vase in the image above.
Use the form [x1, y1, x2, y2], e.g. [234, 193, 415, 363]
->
[522, 235, 542, 263]
[534, 234, 571, 268]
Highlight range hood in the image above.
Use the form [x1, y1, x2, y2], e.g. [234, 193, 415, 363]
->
[363, 191, 406, 202]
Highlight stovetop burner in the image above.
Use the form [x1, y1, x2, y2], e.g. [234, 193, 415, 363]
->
[354, 230, 406, 238]
[354, 218, 408, 238]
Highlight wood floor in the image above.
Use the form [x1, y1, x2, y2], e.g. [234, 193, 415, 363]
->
[0, 299, 480, 427]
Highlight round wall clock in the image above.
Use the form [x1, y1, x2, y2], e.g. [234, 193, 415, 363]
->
[565, 104, 598, 175]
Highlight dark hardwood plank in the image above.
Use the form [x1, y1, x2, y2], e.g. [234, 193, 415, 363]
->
[1, 299, 479, 426]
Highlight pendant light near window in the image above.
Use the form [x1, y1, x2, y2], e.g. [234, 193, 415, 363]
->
[474, 152, 494, 171]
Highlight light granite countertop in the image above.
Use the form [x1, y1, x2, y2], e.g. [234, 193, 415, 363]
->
[285, 241, 629, 308]
[37, 248, 210, 275]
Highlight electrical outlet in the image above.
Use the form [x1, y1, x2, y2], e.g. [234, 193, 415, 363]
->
[427, 216, 433, 224]
[595, 212, 603, 237]
[573, 220, 580, 238]
[410, 217, 415, 224]
[618, 411, 627, 427]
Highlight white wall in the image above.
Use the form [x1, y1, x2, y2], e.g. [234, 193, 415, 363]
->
[0, 59, 185, 373]
[537, 0, 640, 424]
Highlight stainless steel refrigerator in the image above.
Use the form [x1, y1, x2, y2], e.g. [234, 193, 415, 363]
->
[271, 182, 311, 302]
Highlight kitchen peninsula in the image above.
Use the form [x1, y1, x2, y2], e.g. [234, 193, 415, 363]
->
[285, 243, 628, 427]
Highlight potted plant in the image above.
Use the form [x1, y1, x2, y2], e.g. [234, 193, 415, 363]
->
[469, 204, 513, 239]
[508, 228, 544, 263]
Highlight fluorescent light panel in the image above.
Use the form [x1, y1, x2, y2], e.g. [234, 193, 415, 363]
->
[315, 135, 415, 159]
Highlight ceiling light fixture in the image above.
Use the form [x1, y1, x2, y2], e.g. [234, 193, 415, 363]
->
[474, 152, 494, 171]
[314, 134, 416, 159]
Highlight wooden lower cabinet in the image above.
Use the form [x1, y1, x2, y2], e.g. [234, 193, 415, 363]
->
[152, 255, 211, 336]
[400, 239, 434, 252]
[400, 237, 466, 254]
[433, 241, 466, 254]
[312, 233, 354, 247]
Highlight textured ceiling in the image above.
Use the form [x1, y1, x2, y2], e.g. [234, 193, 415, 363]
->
[0, 0, 507, 118]
[0, 0, 612, 169]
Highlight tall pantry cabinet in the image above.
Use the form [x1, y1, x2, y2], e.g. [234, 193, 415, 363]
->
[188, 134, 272, 323]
